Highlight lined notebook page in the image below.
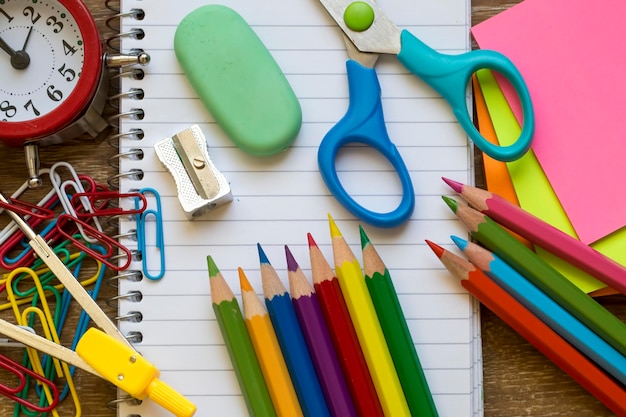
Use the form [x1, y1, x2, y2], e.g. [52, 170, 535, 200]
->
[116, 0, 479, 416]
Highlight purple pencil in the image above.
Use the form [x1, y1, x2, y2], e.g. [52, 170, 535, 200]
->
[285, 245, 358, 417]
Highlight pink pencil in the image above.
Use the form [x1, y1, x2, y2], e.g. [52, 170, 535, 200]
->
[442, 177, 626, 295]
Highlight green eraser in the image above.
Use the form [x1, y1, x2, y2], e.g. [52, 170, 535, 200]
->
[174, 5, 302, 156]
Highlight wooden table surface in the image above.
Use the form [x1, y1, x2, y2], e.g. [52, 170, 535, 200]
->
[0, 1, 624, 416]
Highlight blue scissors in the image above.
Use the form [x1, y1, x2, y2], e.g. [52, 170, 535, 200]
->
[317, 0, 534, 228]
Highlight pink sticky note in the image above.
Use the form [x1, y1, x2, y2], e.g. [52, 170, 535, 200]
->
[472, 0, 626, 244]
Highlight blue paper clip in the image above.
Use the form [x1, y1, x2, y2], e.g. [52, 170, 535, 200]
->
[135, 187, 165, 280]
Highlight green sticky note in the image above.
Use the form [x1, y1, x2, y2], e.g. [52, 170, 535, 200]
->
[174, 5, 302, 156]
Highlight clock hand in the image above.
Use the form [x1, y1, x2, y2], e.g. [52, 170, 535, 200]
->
[20, 26, 33, 51]
[10, 26, 33, 70]
[0, 35, 18, 58]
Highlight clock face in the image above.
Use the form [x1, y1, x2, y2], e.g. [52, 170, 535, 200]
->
[0, 0, 102, 144]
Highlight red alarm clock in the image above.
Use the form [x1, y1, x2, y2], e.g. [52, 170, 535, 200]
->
[0, 0, 148, 187]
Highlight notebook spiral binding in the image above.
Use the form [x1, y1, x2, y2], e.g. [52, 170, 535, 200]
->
[103, 0, 148, 411]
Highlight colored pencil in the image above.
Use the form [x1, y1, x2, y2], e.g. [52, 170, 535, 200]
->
[307, 233, 384, 417]
[328, 215, 411, 417]
[451, 235, 626, 386]
[443, 177, 626, 294]
[207, 256, 276, 417]
[239, 267, 303, 417]
[285, 246, 357, 417]
[360, 226, 438, 417]
[426, 241, 626, 417]
[442, 196, 626, 357]
[258, 244, 331, 417]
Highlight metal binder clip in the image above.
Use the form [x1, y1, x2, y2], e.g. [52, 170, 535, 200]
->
[154, 125, 232, 219]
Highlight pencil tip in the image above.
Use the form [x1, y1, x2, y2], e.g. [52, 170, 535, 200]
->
[207, 255, 219, 277]
[328, 214, 342, 238]
[441, 195, 458, 213]
[238, 267, 253, 291]
[285, 245, 298, 272]
[359, 224, 370, 249]
[442, 177, 464, 193]
[450, 235, 468, 250]
[425, 239, 444, 258]
[307, 232, 318, 248]
[257, 243, 270, 264]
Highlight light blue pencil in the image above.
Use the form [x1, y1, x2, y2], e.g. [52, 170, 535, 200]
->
[258, 244, 331, 417]
[451, 235, 626, 385]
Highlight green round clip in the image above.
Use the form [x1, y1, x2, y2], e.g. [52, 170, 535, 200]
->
[344, 1, 375, 32]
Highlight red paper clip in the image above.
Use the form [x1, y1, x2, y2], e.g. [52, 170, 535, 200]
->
[0, 196, 62, 270]
[0, 198, 55, 220]
[0, 353, 60, 412]
[71, 191, 147, 218]
[55, 214, 131, 271]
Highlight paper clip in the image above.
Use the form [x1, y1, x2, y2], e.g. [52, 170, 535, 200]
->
[55, 214, 132, 271]
[136, 187, 165, 280]
[70, 191, 147, 218]
[0, 168, 60, 246]
[0, 198, 54, 220]
[49, 161, 103, 242]
[0, 217, 70, 270]
[0, 352, 60, 412]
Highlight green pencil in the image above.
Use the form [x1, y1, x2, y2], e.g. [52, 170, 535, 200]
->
[442, 196, 626, 357]
[360, 226, 439, 417]
[208, 256, 277, 417]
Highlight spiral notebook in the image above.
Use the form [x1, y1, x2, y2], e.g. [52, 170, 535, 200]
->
[110, 0, 481, 416]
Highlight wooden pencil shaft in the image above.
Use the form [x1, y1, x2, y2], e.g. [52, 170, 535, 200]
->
[291, 291, 357, 417]
[462, 184, 626, 294]
[457, 237, 626, 386]
[333, 258, 410, 416]
[308, 233, 384, 417]
[365, 270, 438, 417]
[361, 227, 437, 416]
[466, 209, 626, 356]
[312, 278, 384, 417]
[460, 275, 626, 417]
[213, 300, 277, 417]
[264, 291, 330, 417]
[240, 267, 303, 417]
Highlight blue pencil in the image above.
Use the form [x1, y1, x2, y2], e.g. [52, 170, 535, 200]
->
[451, 235, 626, 385]
[258, 244, 331, 417]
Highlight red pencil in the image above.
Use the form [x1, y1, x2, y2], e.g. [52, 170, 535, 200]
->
[427, 240, 626, 417]
[307, 233, 384, 417]
[442, 177, 626, 295]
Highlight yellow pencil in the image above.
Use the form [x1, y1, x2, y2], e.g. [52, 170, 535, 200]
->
[328, 215, 410, 416]
[239, 267, 304, 417]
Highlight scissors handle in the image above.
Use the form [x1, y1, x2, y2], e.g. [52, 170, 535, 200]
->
[397, 30, 534, 162]
[318, 60, 414, 228]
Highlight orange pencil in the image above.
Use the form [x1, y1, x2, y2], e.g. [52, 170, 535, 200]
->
[239, 268, 303, 417]
[427, 240, 626, 417]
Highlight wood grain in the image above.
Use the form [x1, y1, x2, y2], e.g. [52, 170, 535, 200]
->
[0, 1, 622, 416]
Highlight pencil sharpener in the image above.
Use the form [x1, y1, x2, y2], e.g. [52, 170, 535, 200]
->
[154, 125, 232, 219]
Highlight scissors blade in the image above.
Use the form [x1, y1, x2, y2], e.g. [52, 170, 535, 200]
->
[319, 0, 401, 55]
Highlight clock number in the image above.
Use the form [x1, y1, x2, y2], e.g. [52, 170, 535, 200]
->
[46, 86, 63, 102]
[23, 7, 42, 24]
[62, 40, 77, 56]
[0, 101, 17, 119]
[24, 100, 41, 117]
[0, 8, 14, 22]
[46, 15, 64, 34]
[58, 64, 77, 82]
